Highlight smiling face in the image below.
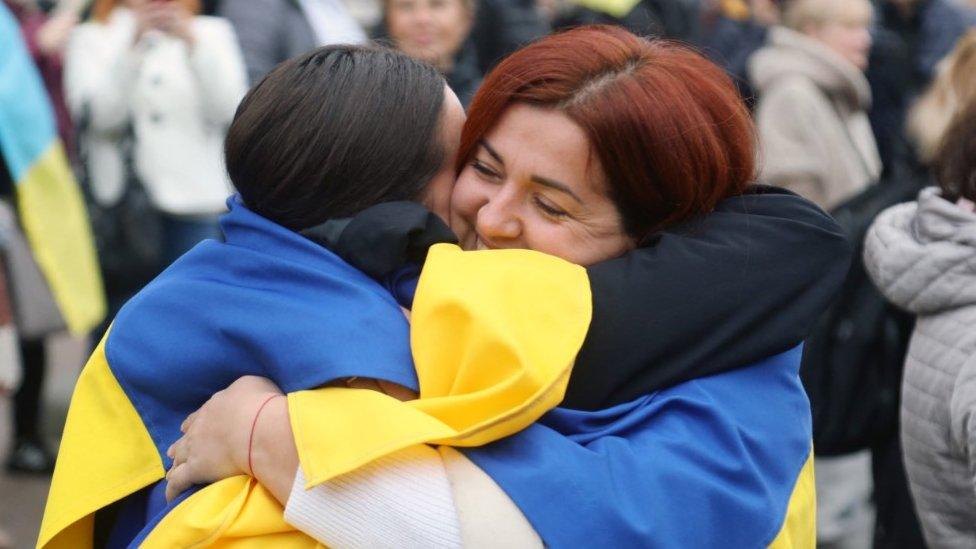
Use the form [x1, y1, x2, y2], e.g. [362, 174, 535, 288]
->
[386, 0, 473, 72]
[450, 104, 635, 266]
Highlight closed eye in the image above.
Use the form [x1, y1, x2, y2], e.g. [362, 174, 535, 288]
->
[534, 196, 569, 218]
[471, 160, 502, 180]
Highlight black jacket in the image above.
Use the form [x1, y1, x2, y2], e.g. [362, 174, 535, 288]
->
[307, 186, 851, 411]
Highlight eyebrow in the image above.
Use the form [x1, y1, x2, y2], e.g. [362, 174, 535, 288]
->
[478, 139, 584, 204]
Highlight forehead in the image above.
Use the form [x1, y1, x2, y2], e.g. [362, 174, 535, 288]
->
[483, 104, 603, 187]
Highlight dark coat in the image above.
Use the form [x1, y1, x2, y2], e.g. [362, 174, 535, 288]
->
[470, 0, 550, 73]
[317, 187, 852, 411]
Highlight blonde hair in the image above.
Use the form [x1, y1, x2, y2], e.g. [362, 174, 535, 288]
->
[908, 31, 976, 162]
[92, 0, 201, 22]
[782, 0, 873, 30]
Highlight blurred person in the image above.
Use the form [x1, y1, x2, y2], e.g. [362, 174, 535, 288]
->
[3, 0, 89, 476]
[751, 0, 880, 210]
[469, 0, 549, 73]
[1, 1, 105, 476]
[906, 30, 976, 163]
[380, 0, 481, 105]
[0, 259, 18, 547]
[750, 0, 882, 547]
[218, 0, 367, 84]
[551, 0, 702, 40]
[700, 0, 781, 105]
[882, 0, 976, 84]
[864, 100, 976, 549]
[869, 0, 976, 170]
[64, 0, 247, 320]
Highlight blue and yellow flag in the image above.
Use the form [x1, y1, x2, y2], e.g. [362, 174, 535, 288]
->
[38, 197, 591, 548]
[465, 345, 816, 548]
[0, 4, 105, 335]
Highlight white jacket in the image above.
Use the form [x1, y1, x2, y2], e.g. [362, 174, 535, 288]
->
[64, 9, 247, 215]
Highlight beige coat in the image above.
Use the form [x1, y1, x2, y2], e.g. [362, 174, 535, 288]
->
[750, 27, 882, 210]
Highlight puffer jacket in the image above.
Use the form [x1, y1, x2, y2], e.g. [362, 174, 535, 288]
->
[864, 187, 976, 549]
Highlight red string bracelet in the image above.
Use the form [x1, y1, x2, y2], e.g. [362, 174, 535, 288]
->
[248, 394, 281, 478]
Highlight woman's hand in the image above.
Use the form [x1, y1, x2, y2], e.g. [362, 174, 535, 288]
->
[134, 2, 195, 47]
[165, 376, 283, 502]
[36, 9, 79, 56]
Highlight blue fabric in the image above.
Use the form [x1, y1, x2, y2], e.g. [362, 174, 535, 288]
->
[463, 345, 811, 548]
[0, 3, 57, 181]
[106, 195, 419, 465]
[160, 214, 223, 266]
[384, 264, 420, 309]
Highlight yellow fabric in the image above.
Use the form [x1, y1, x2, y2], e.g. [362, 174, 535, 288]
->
[573, 0, 641, 19]
[18, 142, 105, 335]
[37, 332, 164, 549]
[290, 244, 591, 486]
[768, 453, 817, 549]
[38, 244, 591, 548]
[720, 0, 750, 20]
[140, 476, 323, 548]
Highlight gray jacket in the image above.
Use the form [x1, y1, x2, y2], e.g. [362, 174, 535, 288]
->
[865, 187, 976, 549]
[219, 0, 366, 85]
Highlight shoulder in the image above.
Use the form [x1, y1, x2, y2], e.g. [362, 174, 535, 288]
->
[191, 15, 237, 37]
[757, 76, 829, 118]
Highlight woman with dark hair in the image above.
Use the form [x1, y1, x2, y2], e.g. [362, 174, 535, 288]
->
[40, 44, 480, 548]
[865, 101, 976, 548]
[156, 26, 849, 547]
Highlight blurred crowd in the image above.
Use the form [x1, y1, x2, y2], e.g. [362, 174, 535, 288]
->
[2, 0, 976, 547]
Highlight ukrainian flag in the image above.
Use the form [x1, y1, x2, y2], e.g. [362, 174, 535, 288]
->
[0, 4, 105, 335]
[38, 197, 591, 548]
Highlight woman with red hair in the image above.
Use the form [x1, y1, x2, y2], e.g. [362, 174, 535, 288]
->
[162, 26, 836, 546]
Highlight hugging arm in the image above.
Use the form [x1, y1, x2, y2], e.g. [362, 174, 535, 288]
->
[567, 186, 851, 409]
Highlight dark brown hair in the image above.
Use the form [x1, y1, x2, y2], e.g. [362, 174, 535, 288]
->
[225, 45, 447, 230]
[935, 100, 976, 203]
[458, 25, 755, 240]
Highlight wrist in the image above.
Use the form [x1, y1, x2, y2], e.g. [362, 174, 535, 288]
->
[248, 395, 295, 481]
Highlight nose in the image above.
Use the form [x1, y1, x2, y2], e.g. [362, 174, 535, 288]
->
[413, 4, 434, 25]
[476, 187, 522, 245]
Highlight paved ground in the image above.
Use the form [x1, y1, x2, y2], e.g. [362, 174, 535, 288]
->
[0, 334, 88, 549]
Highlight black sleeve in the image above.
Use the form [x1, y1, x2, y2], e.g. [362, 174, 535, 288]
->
[563, 186, 852, 410]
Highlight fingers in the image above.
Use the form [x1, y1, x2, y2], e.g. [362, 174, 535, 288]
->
[167, 435, 189, 468]
[165, 462, 190, 502]
[181, 410, 199, 434]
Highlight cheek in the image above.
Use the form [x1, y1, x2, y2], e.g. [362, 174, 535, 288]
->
[449, 171, 482, 243]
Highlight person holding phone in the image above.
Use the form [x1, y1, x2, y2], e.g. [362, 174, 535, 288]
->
[63, 0, 247, 319]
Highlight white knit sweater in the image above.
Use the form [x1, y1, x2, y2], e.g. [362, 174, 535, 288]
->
[284, 445, 542, 548]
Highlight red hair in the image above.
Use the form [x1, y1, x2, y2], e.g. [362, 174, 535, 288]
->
[457, 25, 756, 239]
